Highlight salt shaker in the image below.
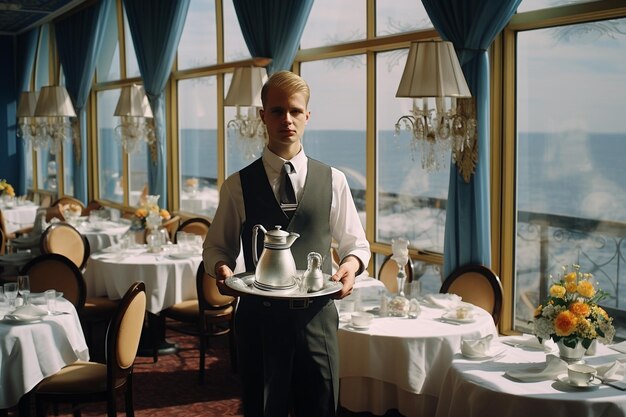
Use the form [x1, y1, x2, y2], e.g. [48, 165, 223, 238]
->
[303, 252, 324, 292]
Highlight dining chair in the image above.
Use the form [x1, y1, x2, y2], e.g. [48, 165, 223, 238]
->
[33, 281, 147, 417]
[439, 264, 504, 325]
[82, 200, 103, 216]
[51, 196, 86, 211]
[174, 217, 211, 243]
[40, 222, 90, 272]
[0, 223, 5, 256]
[378, 254, 413, 295]
[19, 253, 87, 313]
[160, 261, 237, 383]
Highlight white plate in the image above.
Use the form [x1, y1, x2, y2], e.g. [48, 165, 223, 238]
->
[225, 272, 342, 299]
[168, 252, 199, 259]
[346, 323, 370, 330]
[462, 346, 506, 360]
[557, 374, 602, 389]
[441, 311, 476, 323]
[0, 316, 43, 324]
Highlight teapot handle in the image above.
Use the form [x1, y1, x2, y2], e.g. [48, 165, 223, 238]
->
[252, 224, 263, 267]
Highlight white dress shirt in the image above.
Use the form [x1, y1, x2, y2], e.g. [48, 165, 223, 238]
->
[203, 146, 371, 275]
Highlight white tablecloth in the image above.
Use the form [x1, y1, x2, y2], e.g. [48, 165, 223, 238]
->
[337, 280, 499, 417]
[76, 220, 131, 253]
[0, 298, 89, 409]
[83, 246, 202, 314]
[1, 203, 38, 235]
[436, 337, 626, 417]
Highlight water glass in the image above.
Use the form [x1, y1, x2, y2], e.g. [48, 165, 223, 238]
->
[45, 289, 57, 315]
[0, 285, 4, 303]
[4, 282, 18, 311]
[18, 275, 30, 305]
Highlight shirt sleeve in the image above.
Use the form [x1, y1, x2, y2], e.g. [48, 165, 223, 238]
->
[202, 173, 245, 276]
[329, 167, 371, 273]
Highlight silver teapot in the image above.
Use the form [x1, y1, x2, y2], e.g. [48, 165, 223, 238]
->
[252, 225, 300, 288]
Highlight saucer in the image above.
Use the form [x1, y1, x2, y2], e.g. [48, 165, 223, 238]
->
[347, 323, 370, 330]
[441, 311, 476, 323]
[557, 374, 601, 389]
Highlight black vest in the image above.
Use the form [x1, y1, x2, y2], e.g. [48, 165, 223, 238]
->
[240, 157, 333, 274]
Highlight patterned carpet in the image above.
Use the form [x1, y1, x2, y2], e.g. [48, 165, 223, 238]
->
[7, 321, 403, 417]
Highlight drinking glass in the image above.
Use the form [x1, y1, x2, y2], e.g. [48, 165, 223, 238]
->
[45, 289, 57, 315]
[18, 275, 30, 305]
[4, 283, 18, 311]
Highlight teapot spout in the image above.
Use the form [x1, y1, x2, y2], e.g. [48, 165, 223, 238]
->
[285, 232, 300, 247]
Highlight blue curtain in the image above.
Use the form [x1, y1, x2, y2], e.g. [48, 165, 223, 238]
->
[420, 0, 522, 278]
[54, 0, 112, 204]
[232, 0, 314, 74]
[123, 0, 190, 204]
[15, 28, 39, 195]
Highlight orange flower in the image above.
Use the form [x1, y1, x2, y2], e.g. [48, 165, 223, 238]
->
[549, 284, 566, 299]
[569, 301, 591, 317]
[565, 282, 578, 293]
[577, 281, 595, 298]
[159, 209, 171, 220]
[554, 310, 578, 336]
[135, 208, 148, 218]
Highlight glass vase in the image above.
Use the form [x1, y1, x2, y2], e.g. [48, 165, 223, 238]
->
[556, 339, 586, 363]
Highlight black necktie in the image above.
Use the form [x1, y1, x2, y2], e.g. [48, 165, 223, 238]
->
[280, 162, 297, 217]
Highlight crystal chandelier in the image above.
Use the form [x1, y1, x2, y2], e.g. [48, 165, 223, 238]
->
[224, 66, 268, 160]
[33, 86, 76, 155]
[114, 84, 154, 154]
[16, 91, 48, 150]
[395, 40, 478, 181]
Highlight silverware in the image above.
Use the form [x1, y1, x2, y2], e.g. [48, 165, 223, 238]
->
[437, 318, 461, 326]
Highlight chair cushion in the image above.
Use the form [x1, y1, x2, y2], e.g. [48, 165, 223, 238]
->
[83, 296, 119, 316]
[35, 361, 108, 394]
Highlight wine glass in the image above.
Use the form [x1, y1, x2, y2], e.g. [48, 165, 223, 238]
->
[4, 282, 18, 311]
[18, 275, 30, 305]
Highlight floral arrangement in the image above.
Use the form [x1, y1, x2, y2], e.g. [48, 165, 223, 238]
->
[185, 178, 199, 188]
[0, 179, 15, 197]
[532, 264, 615, 349]
[133, 195, 170, 230]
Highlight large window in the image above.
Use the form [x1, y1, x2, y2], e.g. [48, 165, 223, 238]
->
[97, 89, 123, 204]
[513, 18, 626, 335]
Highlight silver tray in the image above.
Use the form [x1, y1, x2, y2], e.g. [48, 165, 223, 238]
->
[225, 271, 342, 299]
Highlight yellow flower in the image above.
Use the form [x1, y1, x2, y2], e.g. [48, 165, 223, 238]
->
[564, 272, 577, 283]
[549, 284, 566, 299]
[533, 304, 543, 318]
[565, 282, 578, 293]
[592, 305, 609, 321]
[577, 281, 596, 298]
[159, 209, 171, 220]
[135, 208, 148, 218]
[554, 310, 578, 336]
[569, 301, 590, 317]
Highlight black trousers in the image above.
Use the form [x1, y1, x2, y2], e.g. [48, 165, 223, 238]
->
[235, 296, 339, 417]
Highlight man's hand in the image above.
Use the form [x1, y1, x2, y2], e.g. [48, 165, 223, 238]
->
[330, 255, 361, 299]
[214, 262, 241, 297]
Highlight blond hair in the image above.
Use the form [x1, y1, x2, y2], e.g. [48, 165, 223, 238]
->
[261, 71, 310, 107]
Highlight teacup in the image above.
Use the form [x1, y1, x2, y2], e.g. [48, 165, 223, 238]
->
[351, 312, 373, 328]
[455, 306, 471, 319]
[567, 363, 597, 386]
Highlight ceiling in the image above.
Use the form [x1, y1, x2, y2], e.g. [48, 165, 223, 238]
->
[0, 0, 86, 35]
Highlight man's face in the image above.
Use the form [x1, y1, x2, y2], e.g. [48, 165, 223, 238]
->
[260, 87, 310, 148]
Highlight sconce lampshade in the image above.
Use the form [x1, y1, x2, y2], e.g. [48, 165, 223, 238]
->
[224, 66, 268, 107]
[114, 84, 153, 118]
[17, 91, 38, 118]
[34, 85, 76, 117]
[396, 40, 471, 99]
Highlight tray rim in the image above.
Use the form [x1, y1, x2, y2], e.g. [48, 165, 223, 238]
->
[225, 271, 342, 299]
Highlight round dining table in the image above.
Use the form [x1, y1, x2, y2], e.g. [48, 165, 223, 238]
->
[337, 278, 499, 417]
[83, 245, 201, 314]
[0, 297, 89, 410]
[0, 201, 38, 235]
[435, 337, 626, 417]
[75, 219, 131, 253]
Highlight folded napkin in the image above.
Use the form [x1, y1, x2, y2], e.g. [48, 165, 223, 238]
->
[610, 341, 626, 354]
[505, 354, 568, 382]
[422, 293, 462, 309]
[461, 334, 494, 357]
[594, 360, 626, 381]
[3, 304, 47, 320]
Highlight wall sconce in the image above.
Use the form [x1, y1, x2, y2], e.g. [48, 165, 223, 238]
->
[16, 91, 47, 150]
[33, 85, 76, 155]
[395, 40, 477, 181]
[114, 84, 154, 154]
[224, 66, 268, 160]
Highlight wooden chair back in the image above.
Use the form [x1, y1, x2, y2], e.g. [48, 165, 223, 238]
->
[40, 222, 90, 271]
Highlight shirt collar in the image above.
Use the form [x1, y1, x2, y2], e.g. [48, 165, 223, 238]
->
[262, 146, 307, 174]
